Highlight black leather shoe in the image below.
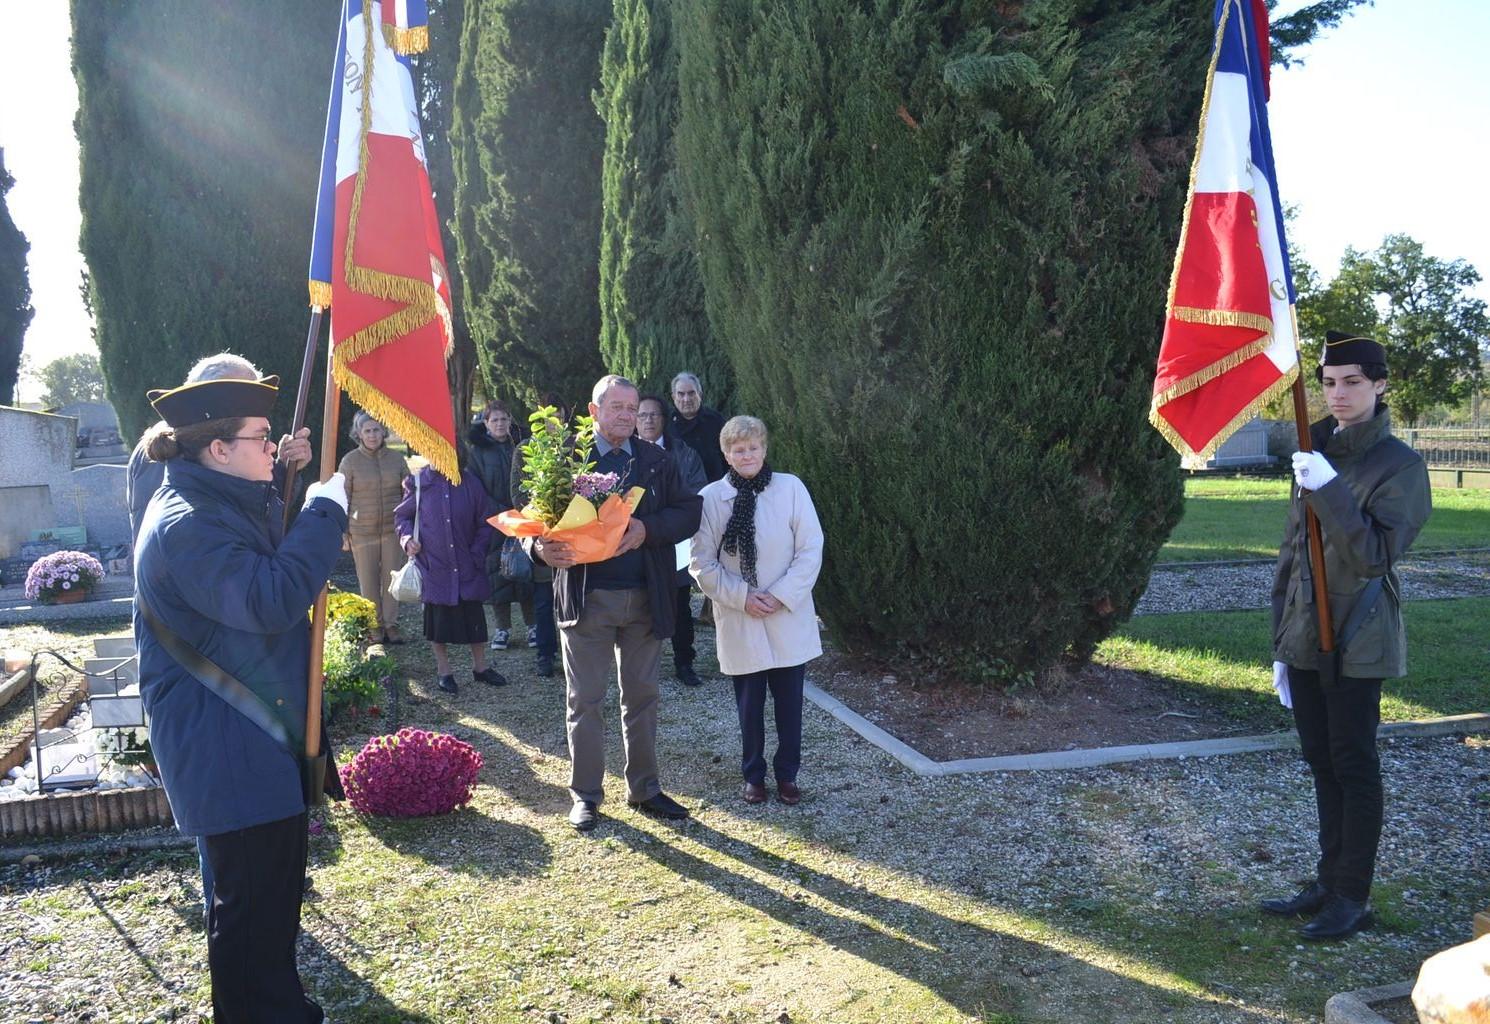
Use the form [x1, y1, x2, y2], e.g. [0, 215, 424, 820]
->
[568, 800, 599, 832]
[1301, 895, 1373, 941]
[1259, 880, 1330, 917]
[474, 668, 508, 687]
[535, 655, 555, 678]
[676, 664, 703, 687]
[628, 791, 690, 821]
[437, 674, 459, 694]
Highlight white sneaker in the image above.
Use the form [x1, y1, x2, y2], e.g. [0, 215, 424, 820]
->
[489, 629, 509, 651]
[526, 625, 538, 648]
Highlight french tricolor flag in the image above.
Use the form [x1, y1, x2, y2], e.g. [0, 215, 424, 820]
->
[1151, 0, 1298, 468]
[308, 0, 459, 482]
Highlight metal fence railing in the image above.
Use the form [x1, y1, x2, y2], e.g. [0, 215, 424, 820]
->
[1398, 429, 1490, 469]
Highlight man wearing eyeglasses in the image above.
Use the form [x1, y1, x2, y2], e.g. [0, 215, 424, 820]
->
[636, 394, 708, 687]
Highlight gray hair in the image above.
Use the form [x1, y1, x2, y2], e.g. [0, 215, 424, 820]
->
[185, 352, 260, 383]
[670, 371, 702, 395]
[719, 414, 767, 451]
[591, 373, 638, 406]
[349, 410, 387, 442]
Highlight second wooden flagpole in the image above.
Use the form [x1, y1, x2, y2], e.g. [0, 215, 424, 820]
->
[1289, 329, 1335, 654]
[304, 339, 341, 798]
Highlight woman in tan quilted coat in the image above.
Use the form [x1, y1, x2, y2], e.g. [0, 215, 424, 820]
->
[337, 411, 410, 643]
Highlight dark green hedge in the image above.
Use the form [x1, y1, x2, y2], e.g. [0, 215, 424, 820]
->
[449, 0, 610, 411]
[673, 0, 1201, 678]
[73, 0, 340, 450]
[596, 0, 728, 407]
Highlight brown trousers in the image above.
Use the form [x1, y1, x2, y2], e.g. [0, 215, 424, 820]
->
[350, 532, 404, 630]
[560, 587, 662, 805]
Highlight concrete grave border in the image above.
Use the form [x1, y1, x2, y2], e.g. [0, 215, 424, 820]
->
[805, 682, 1490, 775]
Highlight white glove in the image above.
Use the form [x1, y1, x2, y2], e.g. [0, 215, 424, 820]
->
[304, 472, 348, 513]
[1291, 451, 1337, 490]
[1272, 661, 1292, 709]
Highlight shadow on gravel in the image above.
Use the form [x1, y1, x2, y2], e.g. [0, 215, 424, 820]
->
[608, 818, 1287, 1023]
[298, 927, 439, 1024]
[360, 806, 551, 879]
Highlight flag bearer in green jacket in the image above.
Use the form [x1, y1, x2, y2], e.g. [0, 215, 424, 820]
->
[1260, 332, 1432, 941]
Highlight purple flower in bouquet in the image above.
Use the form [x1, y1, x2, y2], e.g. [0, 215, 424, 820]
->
[572, 470, 622, 508]
[24, 551, 105, 603]
[339, 727, 482, 817]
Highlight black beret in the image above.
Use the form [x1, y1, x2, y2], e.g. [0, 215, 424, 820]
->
[147, 376, 280, 428]
[1321, 330, 1387, 368]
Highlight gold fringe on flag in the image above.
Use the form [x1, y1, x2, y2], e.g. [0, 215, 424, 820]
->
[1172, 305, 1272, 334]
[1149, 332, 1271, 412]
[1149, 362, 1298, 469]
[392, 25, 429, 54]
[308, 279, 333, 308]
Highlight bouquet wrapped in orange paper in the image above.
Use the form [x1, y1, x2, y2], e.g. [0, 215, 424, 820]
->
[489, 408, 645, 565]
[492, 484, 645, 565]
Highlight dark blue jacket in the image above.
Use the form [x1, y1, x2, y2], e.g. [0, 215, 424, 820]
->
[133, 458, 346, 837]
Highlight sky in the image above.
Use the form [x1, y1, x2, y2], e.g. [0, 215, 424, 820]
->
[1, 1, 1486, 403]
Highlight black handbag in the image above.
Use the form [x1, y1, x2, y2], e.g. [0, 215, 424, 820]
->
[498, 535, 533, 583]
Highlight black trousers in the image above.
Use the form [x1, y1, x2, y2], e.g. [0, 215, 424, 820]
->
[203, 812, 323, 1024]
[672, 583, 695, 669]
[732, 663, 805, 785]
[1287, 666, 1383, 903]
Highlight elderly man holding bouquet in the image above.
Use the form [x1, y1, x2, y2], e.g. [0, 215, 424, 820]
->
[523, 374, 703, 832]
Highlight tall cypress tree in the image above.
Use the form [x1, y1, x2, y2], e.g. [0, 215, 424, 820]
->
[596, 0, 727, 407]
[73, 1, 340, 446]
[0, 149, 33, 408]
[675, 1, 1206, 680]
[450, 0, 610, 410]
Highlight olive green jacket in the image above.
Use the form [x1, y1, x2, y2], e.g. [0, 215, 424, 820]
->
[1272, 409, 1431, 678]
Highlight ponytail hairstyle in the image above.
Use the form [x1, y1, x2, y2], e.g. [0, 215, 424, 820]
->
[142, 417, 248, 464]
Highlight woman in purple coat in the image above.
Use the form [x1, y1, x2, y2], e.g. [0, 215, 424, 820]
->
[394, 452, 506, 695]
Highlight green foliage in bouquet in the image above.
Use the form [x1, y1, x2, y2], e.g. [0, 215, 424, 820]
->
[517, 406, 599, 526]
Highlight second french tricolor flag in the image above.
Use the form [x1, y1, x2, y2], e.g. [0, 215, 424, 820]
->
[1151, 0, 1298, 468]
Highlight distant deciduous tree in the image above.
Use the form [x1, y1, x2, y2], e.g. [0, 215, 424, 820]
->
[0, 149, 33, 407]
[1296, 234, 1488, 427]
[38, 352, 106, 408]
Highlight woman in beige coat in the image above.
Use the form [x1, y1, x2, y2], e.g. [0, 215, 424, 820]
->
[691, 415, 823, 806]
[338, 411, 410, 644]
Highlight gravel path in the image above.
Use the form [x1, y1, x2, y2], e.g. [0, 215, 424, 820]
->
[1136, 551, 1490, 616]
[0, 611, 1486, 1024]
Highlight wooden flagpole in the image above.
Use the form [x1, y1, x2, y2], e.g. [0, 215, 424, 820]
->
[304, 338, 341, 786]
[281, 307, 325, 533]
[1289, 311, 1334, 653]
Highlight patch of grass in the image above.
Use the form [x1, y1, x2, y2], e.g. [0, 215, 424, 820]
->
[1098, 597, 1490, 722]
[1160, 478, 1490, 563]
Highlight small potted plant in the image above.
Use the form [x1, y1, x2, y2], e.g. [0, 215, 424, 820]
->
[24, 551, 105, 605]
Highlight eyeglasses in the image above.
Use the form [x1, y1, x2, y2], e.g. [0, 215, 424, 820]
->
[222, 431, 275, 451]
[636, 411, 664, 420]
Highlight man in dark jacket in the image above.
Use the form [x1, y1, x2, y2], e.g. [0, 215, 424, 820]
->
[534, 375, 702, 832]
[669, 371, 727, 483]
[637, 393, 708, 686]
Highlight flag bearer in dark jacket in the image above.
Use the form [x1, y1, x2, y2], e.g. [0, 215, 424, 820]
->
[134, 375, 348, 1023]
[1259, 332, 1431, 941]
[532, 375, 703, 833]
